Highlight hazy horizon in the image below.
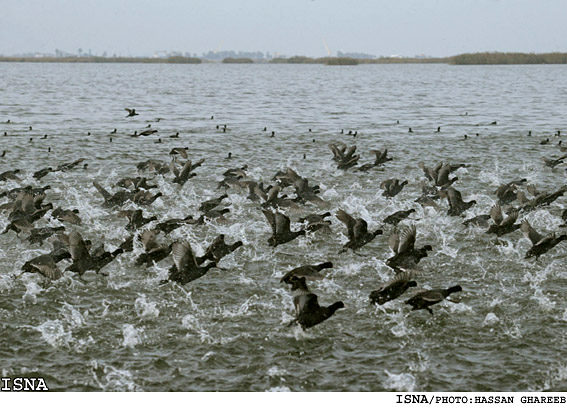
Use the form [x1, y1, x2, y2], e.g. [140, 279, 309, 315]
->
[2, 0, 566, 58]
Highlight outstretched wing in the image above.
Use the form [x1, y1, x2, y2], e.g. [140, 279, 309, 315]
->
[69, 231, 90, 261]
[398, 225, 416, 254]
[336, 209, 356, 239]
[520, 220, 544, 245]
[172, 241, 198, 272]
[261, 209, 277, 234]
[490, 204, 504, 225]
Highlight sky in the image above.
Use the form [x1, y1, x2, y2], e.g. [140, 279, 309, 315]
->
[1, 0, 566, 58]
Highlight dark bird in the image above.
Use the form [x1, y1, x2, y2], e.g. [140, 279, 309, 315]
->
[223, 165, 248, 179]
[406, 285, 462, 314]
[56, 158, 86, 172]
[93, 181, 134, 207]
[440, 187, 476, 216]
[369, 270, 417, 305]
[27, 226, 66, 245]
[419, 162, 458, 188]
[0, 169, 21, 182]
[132, 190, 162, 206]
[383, 209, 416, 226]
[298, 211, 332, 232]
[33, 167, 53, 180]
[521, 220, 567, 259]
[380, 178, 408, 198]
[486, 205, 521, 237]
[336, 209, 382, 253]
[196, 234, 243, 264]
[370, 148, 393, 166]
[261, 209, 306, 247]
[517, 185, 567, 212]
[116, 176, 157, 190]
[170, 158, 204, 186]
[386, 225, 432, 271]
[298, 211, 331, 225]
[543, 154, 567, 169]
[199, 194, 229, 213]
[118, 209, 157, 231]
[169, 132, 180, 138]
[463, 214, 491, 228]
[287, 276, 344, 329]
[139, 129, 158, 136]
[125, 108, 138, 117]
[169, 147, 189, 159]
[66, 231, 123, 275]
[21, 253, 64, 281]
[495, 178, 527, 205]
[329, 142, 359, 170]
[166, 241, 217, 285]
[135, 230, 173, 267]
[280, 261, 333, 283]
[154, 215, 198, 235]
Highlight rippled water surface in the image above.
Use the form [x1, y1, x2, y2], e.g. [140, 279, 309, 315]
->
[1, 63, 567, 391]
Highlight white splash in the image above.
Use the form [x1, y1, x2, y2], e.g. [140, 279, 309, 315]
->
[384, 370, 416, 392]
[36, 320, 73, 348]
[134, 294, 160, 320]
[121, 324, 142, 348]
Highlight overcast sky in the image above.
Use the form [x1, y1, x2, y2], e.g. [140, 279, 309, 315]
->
[2, 0, 566, 57]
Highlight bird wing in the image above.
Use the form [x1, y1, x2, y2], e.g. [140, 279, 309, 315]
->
[267, 184, 281, 202]
[17, 192, 36, 214]
[501, 208, 519, 227]
[93, 181, 113, 201]
[31, 259, 62, 280]
[398, 225, 417, 254]
[69, 231, 90, 261]
[526, 184, 541, 197]
[298, 293, 320, 316]
[140, 230, 159, 252]
[189, 158, 205, 172]
[520, 220, 544, 245]
[388, 229, 401, 253]
[336, 210, 356, 239]
[447, 187, 464, 206]
[274, 212, 292, 234]
[419, 290, 445, 303]
[178, 160, 194, 181]
[436, 164, 452, 186]
[172, 241, 198, 272]
[261, 209, 277, 234]
[169, 160, 179, 177]
[490, 204, 504, 225]
[352, 218, 368, 239]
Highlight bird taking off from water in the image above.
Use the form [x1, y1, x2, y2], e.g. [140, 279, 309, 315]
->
[125, 108, 139, 117]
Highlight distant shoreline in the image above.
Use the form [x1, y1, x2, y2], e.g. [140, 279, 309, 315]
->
[1, 52, 567, 65]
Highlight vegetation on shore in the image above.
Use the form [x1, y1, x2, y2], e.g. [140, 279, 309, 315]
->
[0, 56, 202, 64]
[451, 52, 567, 65]
[222, 57, 254, 63]
[1, 52, 567, 65]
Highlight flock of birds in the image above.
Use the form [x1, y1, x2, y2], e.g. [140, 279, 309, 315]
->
[1, 109, 567, 331]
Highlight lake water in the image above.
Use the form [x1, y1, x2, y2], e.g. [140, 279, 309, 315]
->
[1, 62, 567, 391]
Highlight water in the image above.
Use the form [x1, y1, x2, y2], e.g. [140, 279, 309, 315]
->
[1, 62, 567, 391]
